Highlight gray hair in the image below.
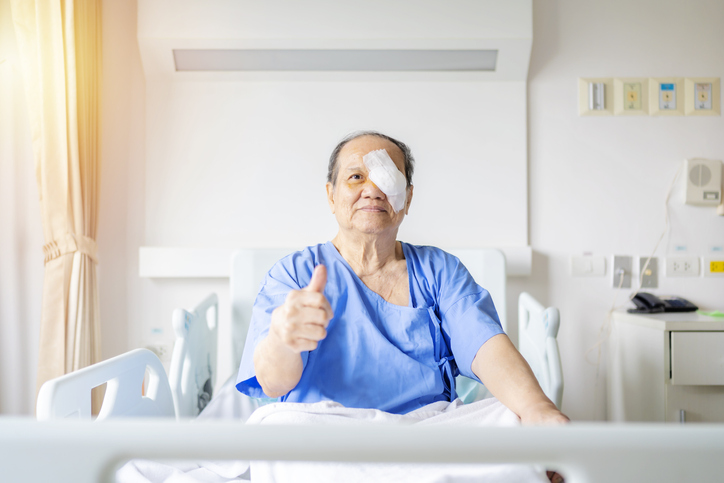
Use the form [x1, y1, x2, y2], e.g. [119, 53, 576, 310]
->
[327, 131, 415, 187]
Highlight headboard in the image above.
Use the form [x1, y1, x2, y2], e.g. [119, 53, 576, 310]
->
[229, 247, 507, 373]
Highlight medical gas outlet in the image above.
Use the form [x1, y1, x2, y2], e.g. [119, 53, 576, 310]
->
[614, 78, 648, 115]
[685, 77, 721, 116]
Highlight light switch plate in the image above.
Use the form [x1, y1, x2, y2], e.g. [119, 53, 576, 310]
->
[570, 255, 606, 276]
[639, 257, 658, 288]
[579, 77, 613, 116]
[685, 77, 721, 116]
[614, 78, 649, 115]
[649, 78, 685, 116]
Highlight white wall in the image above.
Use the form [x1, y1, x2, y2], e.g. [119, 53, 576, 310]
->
[144, 81, 528, 248]
[97, 0, 147, 370]
[0, 0, 44, 415]
[517, 0, 724, 420]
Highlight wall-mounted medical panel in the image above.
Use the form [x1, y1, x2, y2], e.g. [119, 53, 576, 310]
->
[581, 77, 720, 117]
[649, 78, 685, 116]
[613, 78, 649, 116]
[685, 77, 721, 116]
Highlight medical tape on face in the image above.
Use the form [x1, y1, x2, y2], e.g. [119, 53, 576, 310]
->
[362, 149, 407, 213]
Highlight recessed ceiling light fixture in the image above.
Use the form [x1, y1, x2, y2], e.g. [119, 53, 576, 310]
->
[173, 49, 498, 72]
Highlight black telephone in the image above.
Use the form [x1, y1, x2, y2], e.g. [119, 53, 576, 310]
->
[628, 292, 698, 314]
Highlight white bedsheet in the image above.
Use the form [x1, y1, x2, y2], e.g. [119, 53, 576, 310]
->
[247, 398, 548, 483]
[117, 382, 548, 483]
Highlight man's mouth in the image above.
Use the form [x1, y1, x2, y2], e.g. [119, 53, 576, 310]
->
[359, 206, 386, 212]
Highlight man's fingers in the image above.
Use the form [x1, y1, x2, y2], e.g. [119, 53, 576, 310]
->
[290, 338, 320, 353]
[288, 290, 334, 320]
[273, 266, 333, 354]
[289, 306, 331, 328]
[304, 265, 327, 293]
[297, 322, 327, 342]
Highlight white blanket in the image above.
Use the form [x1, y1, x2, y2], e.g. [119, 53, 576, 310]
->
[247, 398, 548, 483]
[117, 383, 548, 483]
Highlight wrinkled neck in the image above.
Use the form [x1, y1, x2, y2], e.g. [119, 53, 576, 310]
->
[331, 230, 402, 276]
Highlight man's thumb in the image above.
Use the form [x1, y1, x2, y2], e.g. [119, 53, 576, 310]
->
[304, 265, 327, 293]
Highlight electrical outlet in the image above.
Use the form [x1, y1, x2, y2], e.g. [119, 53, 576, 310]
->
[703, 259, 724, 277]
[666, 257, 700, 277]
[639, 257, 658, 288]
[612, 255, 632, 289]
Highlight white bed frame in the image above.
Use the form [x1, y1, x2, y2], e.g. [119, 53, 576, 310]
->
[3, 418, 724, 483]
[168, 293, 219, 418]
[36, 349, 175, 421]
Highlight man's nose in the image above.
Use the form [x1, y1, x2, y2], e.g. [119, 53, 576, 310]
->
[361, 179, 385, 198]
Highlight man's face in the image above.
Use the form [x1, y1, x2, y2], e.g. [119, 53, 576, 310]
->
[326, 136, 413, 236]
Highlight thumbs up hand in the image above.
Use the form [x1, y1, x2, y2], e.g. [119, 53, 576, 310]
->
[269, 265, 334, 353]
[304, 264, 327, 294]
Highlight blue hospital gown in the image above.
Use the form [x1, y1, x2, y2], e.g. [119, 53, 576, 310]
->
[235, 241, 504, 415]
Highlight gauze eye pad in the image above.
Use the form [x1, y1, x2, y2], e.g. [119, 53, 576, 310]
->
[362, 149, 407, 213]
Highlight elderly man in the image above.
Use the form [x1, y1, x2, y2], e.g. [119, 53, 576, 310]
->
[236, 131, 567, 426]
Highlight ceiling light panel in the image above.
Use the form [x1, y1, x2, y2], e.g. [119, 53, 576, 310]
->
[173, 49, 498, 72]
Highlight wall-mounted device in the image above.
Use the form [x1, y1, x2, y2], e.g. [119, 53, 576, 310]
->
[685, 158, 722, 206]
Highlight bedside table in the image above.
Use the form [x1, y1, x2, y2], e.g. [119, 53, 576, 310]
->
[607, 311, 724, 423]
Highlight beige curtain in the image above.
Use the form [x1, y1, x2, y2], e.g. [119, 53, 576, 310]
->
[11, 0, 102, 403]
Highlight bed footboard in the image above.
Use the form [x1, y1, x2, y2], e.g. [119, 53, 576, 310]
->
[1, 419, 723, 483]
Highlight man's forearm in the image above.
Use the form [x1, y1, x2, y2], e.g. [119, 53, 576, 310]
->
[253, 331, 304, 398]
[471, 333, 560, 420]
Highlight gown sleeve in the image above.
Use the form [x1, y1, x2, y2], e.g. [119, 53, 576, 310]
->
[433, 250, 505, 382]
[235, 255, 313, 398]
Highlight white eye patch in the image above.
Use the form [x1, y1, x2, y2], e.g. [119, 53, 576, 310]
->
[362, 149, 407, 213]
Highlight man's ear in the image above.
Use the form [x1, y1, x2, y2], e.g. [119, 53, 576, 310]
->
[326, 182, 335, 214]
[404, 185, 414, 215]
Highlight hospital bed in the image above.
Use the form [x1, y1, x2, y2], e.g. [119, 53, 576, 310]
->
[15, 247, 724, 482]
[32, 248, 567, 477]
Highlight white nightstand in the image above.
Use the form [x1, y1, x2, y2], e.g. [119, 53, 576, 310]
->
[608, 311, 724, 423]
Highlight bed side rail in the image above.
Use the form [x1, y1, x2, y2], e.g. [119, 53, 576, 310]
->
[36, 348, 175, 421]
